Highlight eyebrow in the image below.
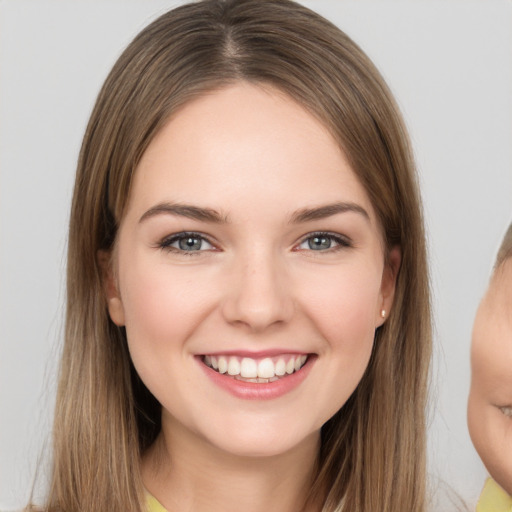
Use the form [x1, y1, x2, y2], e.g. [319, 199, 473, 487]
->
[290, 202, 370, 223]
[139, 200, 370, 225]
[139, 203, 228, 224]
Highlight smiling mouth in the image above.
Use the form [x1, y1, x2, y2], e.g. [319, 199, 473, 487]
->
[201, 354, 309, 383]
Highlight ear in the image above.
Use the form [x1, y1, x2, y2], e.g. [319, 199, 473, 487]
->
[97, 250, 125, 326]
[375, 245, 401, 327]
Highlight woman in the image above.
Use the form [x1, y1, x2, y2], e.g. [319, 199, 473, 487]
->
[38, 0, 431, 510]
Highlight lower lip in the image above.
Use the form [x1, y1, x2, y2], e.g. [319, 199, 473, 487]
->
[197, 355, 315, 400]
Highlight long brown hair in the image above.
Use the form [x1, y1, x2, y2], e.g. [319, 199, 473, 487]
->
[41, 1, 431, 510]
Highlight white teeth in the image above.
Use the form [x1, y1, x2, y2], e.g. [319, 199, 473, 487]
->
[240, 357, 258, 378]
[258, 358, 275, 379]
[275, 358, 286, 376]
[203, 354, 308, 380]
[218, 356, 228, 374]
[228, 356, 240, 375]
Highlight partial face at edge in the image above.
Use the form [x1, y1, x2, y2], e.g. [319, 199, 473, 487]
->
[468, 260, 512, 494]
[104, 82, 400, 458]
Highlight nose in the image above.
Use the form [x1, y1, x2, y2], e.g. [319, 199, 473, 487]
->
[221, 250, 294, 332]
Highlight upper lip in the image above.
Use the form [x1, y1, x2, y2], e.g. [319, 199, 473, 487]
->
[197, 349, 310, 358]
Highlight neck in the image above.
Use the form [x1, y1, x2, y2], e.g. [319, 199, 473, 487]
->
[142, 415, 322, 512]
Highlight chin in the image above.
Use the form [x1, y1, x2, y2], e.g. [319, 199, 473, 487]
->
[203, 423, 320, 460]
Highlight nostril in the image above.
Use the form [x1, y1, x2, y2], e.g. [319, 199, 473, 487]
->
[220, 293, 294, 332]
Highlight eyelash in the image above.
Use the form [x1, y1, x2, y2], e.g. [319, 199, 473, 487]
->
[157, 230, 352, 255]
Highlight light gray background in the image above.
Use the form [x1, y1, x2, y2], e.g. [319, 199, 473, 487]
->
[1, 0, 511, 509]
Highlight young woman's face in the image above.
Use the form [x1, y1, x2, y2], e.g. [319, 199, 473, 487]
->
[107, 83, 398, 458]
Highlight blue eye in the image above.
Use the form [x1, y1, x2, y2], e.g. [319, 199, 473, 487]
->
[306, 235, 333, 250]
[298, 232, 350, 252]
[160, 233, 214, 253]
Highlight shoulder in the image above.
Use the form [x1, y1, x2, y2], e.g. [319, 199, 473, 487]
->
[477, 477, 512, 512]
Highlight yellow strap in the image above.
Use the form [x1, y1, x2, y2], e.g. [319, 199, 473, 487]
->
[146, 492, 169, 512]
[477, 478, 512, 512]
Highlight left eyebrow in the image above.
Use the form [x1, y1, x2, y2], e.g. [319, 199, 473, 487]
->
[290, 201, 370, 224]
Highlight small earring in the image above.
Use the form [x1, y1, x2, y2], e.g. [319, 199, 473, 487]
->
[380, 309, 386, 319]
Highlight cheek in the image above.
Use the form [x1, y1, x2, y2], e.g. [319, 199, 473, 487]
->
[298, 263, 382, 414]
[302, 264, 382, 351]
[121, 255, 211, 332]
[117, 259, 218, 419]
[118, 254, 217, 372]
[474, 405, 512, 495]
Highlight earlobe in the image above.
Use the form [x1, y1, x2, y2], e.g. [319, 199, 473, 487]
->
[376, 245, 401, 327]
[97, 250, 125, 326]
[107, 297, 126, 326]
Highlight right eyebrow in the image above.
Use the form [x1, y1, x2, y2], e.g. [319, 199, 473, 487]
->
[139, 202, 229, 224]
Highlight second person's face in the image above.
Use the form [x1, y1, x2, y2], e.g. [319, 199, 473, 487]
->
[469, 260, 512, 494]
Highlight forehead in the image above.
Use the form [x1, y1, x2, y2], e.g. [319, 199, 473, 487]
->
[488, 260, 512, 317]
[128, 82, 376, 222]
[475, 261, 512, 341]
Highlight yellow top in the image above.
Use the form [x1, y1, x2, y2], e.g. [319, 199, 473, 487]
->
[477, 478, 512, 512]
[146, 492, 168, 512]
[146, 480, 512, 512]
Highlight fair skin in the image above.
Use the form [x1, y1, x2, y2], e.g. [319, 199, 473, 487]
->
[105, 82, 399, 512]
[468, 259, 512, 495]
